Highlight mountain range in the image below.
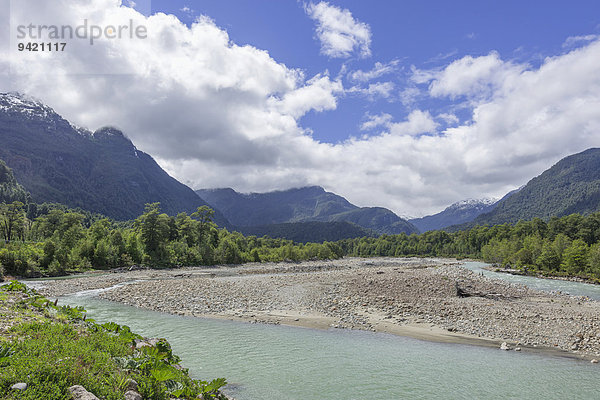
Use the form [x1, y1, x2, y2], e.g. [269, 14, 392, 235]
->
[196, 186, 419, 236]
[2, 92, 600, 241]
[0, 92, 228, 225]
[409, 198, 498, 232]
[460, 148, 600, 228]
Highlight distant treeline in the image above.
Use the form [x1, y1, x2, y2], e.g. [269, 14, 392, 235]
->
[338, 213, 600, 281]
[0, 202, 343, 279]
[1, 201, 600, 282]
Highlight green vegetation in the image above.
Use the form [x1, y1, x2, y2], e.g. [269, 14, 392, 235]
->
[0, 281, 227, 399]
[0, 201, 343, 278]
[0, 160, 29, 205]
[339, 213, 600, 282]
[3, 196, 600, 282]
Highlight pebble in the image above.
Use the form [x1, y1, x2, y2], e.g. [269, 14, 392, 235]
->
[37, 257, 600, 359]
[11, 383, 27, 391]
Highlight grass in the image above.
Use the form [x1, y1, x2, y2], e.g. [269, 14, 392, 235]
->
[0, 281, 228, 400]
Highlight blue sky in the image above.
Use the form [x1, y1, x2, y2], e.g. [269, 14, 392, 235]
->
[151, 0, 600, 143]
[4, 0, 600, 216]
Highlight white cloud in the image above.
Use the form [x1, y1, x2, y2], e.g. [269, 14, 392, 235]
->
[423, 51, 526, 99]
[179, 6, 194, 17]
[388, 110, 438, 136]
[563, 34, 599, 48]
[436, 113, 459, 125]
[360, 113, 393, 131]
[347, 81, 395, 100]
[348, 60, 399, 82]
[276, 73, 343, 118]
[3, 1, 600, 218]
[305, 1, 371, 58]
[360, 110, 436, 136]
[399, 86, 421, 106]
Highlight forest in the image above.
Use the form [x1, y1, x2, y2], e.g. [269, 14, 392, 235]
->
[1, 200, 600, 282]
[0, 202, 343, 279]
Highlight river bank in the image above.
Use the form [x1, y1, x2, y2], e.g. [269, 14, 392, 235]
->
[0, 282, 231, 399]
[484, 265, 600, 285]
[35, 257, 600, 361]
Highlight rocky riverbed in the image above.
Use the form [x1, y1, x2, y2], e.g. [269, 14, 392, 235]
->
[35, 258, 600, 361]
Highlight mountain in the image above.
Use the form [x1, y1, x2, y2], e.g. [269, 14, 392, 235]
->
[465, 148, 600, 227]
[196, 186, 419, 235]
[238, 221, 376, 243]
[409, 198, 498, 232]
[0, 159, 29, 204]
[0, 92, 228, 224]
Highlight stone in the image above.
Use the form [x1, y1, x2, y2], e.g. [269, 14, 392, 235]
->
[124, 391, 143, 400]
[591, 359, 598, 364]
[135, 340, 152, 349]
[68, 385, 100, 400]
[500, 342, 510, 351]
[126, 379, 138, 391]
[11, 383, 27, 391]
[514, 347, 521, 352]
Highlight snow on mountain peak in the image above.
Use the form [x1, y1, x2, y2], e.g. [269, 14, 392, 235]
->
[0, 92, 58, 120]
[451, 198, 497, 210]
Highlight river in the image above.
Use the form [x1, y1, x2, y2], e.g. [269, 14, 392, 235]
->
[51, 261, 600, 399]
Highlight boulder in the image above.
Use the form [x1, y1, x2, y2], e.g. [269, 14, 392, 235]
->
[126, 379, 138, 391]
[68, 385, 100, 400]
[125, 390, 143, 400]
[499, 342, 510, 351]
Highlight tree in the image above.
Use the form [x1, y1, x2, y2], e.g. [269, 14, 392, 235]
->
[536, 241, 561, 272]
[0, 202, 26, 243]
[136, 203, 171, 265]
[561, 239, 589, 275]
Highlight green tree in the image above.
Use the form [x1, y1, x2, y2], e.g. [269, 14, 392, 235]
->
[536, 241, 561, 272]
[0, 202, 25, 242]
[561, 239, 589, 275]
[136, 203, 171, 265]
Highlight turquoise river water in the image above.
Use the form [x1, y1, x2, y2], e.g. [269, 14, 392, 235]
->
[52, 262, 599, 400]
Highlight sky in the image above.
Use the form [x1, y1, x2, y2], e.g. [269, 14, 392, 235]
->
[1, 0, 600, 217]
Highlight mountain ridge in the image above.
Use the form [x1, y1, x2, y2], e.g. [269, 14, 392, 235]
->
[0, 92, 229, 225]
[455, 148, 600, 229]
[197, 186, 419, 235]
[409, 198, 499, 232]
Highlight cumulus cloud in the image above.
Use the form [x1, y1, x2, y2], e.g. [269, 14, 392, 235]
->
[304, 1, 371, 58]
[3, 0, 600, 217]
[422, 51, 526, 99]
[388, 110, 438, 136]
